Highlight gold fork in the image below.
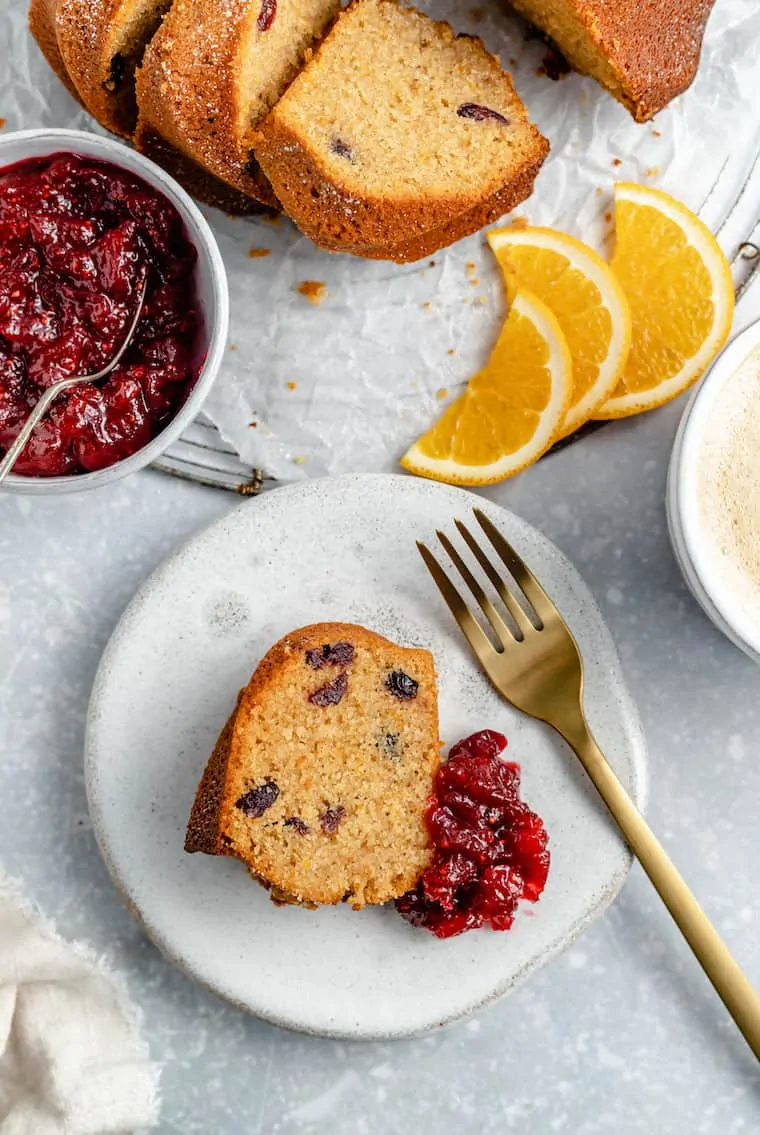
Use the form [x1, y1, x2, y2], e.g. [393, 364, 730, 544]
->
[419, 507, 760, 1061]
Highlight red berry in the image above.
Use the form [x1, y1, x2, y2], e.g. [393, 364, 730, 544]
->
[396, 730, 550, 937]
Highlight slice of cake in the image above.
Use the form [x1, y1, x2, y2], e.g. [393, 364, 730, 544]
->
[508, 0, 716, 122]
[55, 0, 175, 137]
[186, 623, 441, 909]
[135, 0, 341, 211]
[253, 0, 549, 259]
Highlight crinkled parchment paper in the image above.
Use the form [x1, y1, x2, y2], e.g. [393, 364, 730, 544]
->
[3, 0, 760, 479]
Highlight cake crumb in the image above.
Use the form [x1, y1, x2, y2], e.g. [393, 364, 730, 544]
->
[509, 56, 517, 66]
[470, 277, 480, 286]
[229, 343, 238, 351]
[262, 213, 281, 225]
[447, 348, 456, 356]
[646, 166, 660, 178]
[422, 302, 432, 312]
[294, 455, 306, 465]
[595, 187, 603, 196]
[429, 259, 436, 267]
[604, 211, 612, 223]
[436, 387, 448, 400]
[469, 6, 484, 20]
[249, 421, 258, 428]
[476, 296, 488, 306]
[248, 246, 271, 258]
[507, 215, 529, 230]
[287, 381, 297, 391]
[0, 119, 6, 130]
[297, 280, 327, 305]
[612, 158, 622, 167]
[652, 129, 662, 138]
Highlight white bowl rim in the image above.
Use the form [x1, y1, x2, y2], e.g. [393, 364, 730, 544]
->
[668, 315, 760, 663]
[0, 127, 229, 493]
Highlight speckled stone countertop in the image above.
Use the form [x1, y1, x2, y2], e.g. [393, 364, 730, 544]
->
[1, 395, 759, 1133]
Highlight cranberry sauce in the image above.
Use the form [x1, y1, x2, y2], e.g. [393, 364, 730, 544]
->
[0, 152, 203, 476]
[396, 730, 550, 938]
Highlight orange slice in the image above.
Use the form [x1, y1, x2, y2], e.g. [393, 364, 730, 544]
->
[596, 183, 735, 418]
[487, 225, 631, 435]
[401, 286, 572, 485]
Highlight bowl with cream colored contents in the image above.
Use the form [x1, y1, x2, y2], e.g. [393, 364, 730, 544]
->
[668, 317, 760, 664]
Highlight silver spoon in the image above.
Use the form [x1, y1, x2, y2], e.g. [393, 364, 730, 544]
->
[0, 274, 148, 486]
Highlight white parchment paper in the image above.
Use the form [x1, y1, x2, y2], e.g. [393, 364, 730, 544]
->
[3, 0, 760, 479]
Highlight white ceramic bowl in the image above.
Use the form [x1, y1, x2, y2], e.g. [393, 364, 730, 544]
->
[0, 128, 229, 494]
[667, 316, 760, 664]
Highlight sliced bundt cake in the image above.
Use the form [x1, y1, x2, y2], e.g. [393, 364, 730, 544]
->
[135, 0, 341, 210]
[186, 623, 441, 909]
[508, 0, 716, 122]
[253, 0, 549, 258]
[55, 0, 175, 137]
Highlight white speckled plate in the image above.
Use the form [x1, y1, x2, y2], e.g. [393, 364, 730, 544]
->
[85, 474, 647, 1039]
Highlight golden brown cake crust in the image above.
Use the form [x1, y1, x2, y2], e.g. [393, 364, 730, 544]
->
[185, 622, 441, 908]
[28, 0, 83, 103]
[56, 0, 147, 137]
[135, 0, 278, 208]
[185, 708, 239, 855]
[510, 0, 716, 122]
[135, 122, 274, 216]
[315, 156, 547, 262]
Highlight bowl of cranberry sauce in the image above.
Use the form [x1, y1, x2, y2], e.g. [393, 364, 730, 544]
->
[0, 129, 229, 493]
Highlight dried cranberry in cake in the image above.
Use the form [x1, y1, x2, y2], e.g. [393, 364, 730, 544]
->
[0, 152, 202, 477]
[186, 623, 440, 909]
[395, 730, 550, 938]
[257, 0, 277, 30]
[236, 779, 280, 817]
[456, 103, 510, 125]
[330, 138, 354, 160]
[321, 806, 346, 835]
[305, 641, 355, 668]
[386, 670, 418, 700]
[308, 671, 349, 707]
[284, 816, 310, 835]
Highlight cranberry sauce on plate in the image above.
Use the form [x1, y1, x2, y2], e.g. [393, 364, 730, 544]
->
[0, 152, 203, 476]
[396, 730, 550, 938]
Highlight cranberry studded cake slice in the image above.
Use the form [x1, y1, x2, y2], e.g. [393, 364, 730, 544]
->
[253, 0, 549, 260]
[186, 623, 441, 909]
[53, 0, 177, 138]
[135, 0, 341, 211]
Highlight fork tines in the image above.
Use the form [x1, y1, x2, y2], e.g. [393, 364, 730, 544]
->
[418, 509, 555, 655]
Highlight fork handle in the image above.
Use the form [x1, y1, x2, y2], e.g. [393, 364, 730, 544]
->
[562, 713, 760, 1062]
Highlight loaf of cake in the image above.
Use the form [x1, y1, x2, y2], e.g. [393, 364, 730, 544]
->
[509, 0, 716, 122]
[135, 0, 341, 211]
[186, 623, 441, 908]
[253, 0, 549, 259]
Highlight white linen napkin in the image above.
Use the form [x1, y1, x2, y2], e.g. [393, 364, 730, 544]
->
[0, 873, 160, 1135]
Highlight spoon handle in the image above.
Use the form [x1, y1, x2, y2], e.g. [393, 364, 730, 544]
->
[0, 384, 66, 485]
